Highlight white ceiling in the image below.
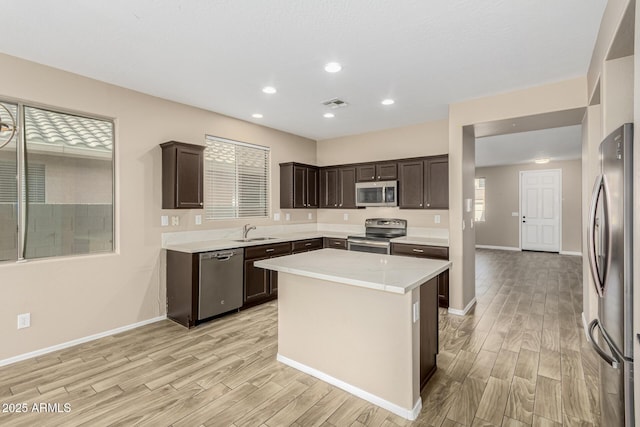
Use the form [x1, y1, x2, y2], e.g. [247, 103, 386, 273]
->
[475, 125, 583, 167]
[0, 1, 606, 140]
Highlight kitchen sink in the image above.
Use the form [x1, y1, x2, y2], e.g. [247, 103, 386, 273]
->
[232, 237, 277, 242]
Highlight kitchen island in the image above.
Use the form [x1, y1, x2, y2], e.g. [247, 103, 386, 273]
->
[255, 249, 451, 420]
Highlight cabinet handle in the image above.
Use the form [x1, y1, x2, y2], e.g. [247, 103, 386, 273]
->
[427, 203, 430, 207]
[412, 248, 424, 253]
[333, 241, 341, 245]
[419, 203, 423, 207]
[377, 175, 380, 179]
[339, 203, 342, 207]
[199, 202, 203, 206]
[334, 204, 337, 207]
[266, 248, 275, 253]
[305, 243, 312, 246]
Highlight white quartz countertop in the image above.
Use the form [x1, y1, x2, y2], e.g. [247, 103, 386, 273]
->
[255, 248, 451, 294]
[163, 231, 351, 253]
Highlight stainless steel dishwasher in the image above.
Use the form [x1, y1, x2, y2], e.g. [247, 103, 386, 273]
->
[198, 248, 244, 320]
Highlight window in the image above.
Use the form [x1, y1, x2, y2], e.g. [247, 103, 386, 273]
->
[474, 177, 486, 222]
[204, 136, 269, 220]
[0, 100, 114, 261]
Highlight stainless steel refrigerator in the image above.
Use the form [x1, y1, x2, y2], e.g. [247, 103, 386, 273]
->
[587, 123, 634, 427]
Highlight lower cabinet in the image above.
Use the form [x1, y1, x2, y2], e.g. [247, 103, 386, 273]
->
[323, 237, 347, 250]
[420, 275, 439, 390]
[243, 242, 291, 308]
[390, 242, 450, 308]
[166, 250, 199, 328]
[292, 238, 323, 253]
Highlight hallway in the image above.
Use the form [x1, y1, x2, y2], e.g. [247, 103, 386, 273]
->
[422, 249, 599, 426]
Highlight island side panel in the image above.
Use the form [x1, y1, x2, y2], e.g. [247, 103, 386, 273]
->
[277, 272, 417, 411]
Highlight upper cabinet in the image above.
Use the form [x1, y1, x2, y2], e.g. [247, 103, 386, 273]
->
[280, 163, 319, 209]
[161, 141, 204, 209]
[356, 162, 397, 182]
[398, 155, 448, 209]
[320, 166, 357, 208]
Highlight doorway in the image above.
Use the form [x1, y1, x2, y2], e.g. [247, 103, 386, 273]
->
[519, 169, 561, 252]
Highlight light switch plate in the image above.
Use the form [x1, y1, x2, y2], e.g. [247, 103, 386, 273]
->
[195, 215, 202, 225]
[434, 214, 441, 224]
[308, 213, 313, 220]
[274, 213, 281, 221]
[512, 212, 519, 217]
[285, 213, 291, 221]
[17, 313, 30, 329]
[161, 216, 169, 227]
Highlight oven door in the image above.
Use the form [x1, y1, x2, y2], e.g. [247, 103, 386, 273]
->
[347, 239, 390, 254]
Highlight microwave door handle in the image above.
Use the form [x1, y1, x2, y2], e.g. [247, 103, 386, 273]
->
[587, 319, 621, 369]
[587, 175, 605, 297]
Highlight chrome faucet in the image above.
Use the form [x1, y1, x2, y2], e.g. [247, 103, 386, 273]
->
[243, 224, 256, 239]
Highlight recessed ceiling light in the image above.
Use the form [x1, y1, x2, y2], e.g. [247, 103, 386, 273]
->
[252, 113, 263, 119]
[381, 99, 395, 106]
[323, 113, 335, 118]
[324, 62, 342, 73]
[534, 158, 550, 164]
[262, 86, 276, 94]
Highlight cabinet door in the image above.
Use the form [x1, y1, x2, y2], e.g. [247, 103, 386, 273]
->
[306, 167, 319, 208]
[376, 162, 398, 180]
[398, 161, 424, 208]
[420, 276, 439, 389]
[175, 146, 204, 208]
[356, 164, 376, 182]
[244, 258, 270, 303]
[339, 167, 357, 208]
[321, 168, 339, 208]
[425, 156, 448, 209]
[293, 165, 307, 208]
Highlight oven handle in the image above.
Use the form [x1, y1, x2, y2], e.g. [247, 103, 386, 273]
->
[347, 239, 390, 248]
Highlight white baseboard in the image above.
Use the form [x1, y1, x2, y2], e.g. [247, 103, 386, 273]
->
[0, 315, 167, 368]
[277, 354, 422, 420]
[475, 245, 520, 251]
[448, 297, 477, 316]
[581, 312, 591, 342]
[560, 251, 582, 256]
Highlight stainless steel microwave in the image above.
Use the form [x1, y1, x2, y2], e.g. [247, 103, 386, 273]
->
[355, 180, 398, 207]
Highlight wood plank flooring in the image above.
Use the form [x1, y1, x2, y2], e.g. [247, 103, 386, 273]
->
[0, 249, 599, 426]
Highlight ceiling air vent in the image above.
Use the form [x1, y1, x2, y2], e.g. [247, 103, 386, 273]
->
[322, 98, 349, 109]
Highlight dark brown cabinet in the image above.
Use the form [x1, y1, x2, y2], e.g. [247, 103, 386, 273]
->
[166, 250, 200, 328]
[280, 163, 319, 209]
[420, 276, 439, 389]
[323, 237, 347, 250]
[292, 238, 323, 253]
[398, 155, 448, 209]
[356, 162, 397, 182]
[320, 166, 357, 208]
[243, 242, 291, 308]
[161, 141, 204, 209]
[391, 242, 450, 308]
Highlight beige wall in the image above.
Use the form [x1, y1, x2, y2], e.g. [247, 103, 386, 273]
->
[277, 273, 420, 412]
[475, 159, 582, 253]
[316, 119, 449, 228]
[0, 53, 316, 361]
[448, 77, 588, 312]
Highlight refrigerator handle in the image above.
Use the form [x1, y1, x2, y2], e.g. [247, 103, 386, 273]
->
[587, 175, 606, 297]
[587, 319, 620, 369]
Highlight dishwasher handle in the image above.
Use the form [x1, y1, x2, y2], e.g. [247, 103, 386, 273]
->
[201, 250, 240, 261]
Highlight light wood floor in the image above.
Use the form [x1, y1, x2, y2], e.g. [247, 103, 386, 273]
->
[0, 249, 599, 427]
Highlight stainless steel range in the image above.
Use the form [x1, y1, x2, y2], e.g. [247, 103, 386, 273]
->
[347, 218, 407, 254]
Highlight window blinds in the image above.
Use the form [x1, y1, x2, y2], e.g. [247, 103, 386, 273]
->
[204, 136, 269, 220]
[0, 161, 45, 203]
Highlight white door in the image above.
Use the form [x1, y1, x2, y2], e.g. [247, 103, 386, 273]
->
[520, 169, 561, 252]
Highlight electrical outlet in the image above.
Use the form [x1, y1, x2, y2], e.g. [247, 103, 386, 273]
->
[195, 215, 202, 225]
[308, 213, 313, 220]
[434, 215, 441, 224]
[161, 216, 169, 227]
[285, 213, 291, 221]
[343, 213, 349, 221]
[274, 213, 281, 221]
[17, 313, 30, 329]
[171, 216, 179, 226]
